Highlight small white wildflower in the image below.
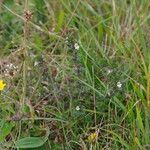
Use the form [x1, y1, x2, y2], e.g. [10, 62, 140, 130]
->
[6, 64, 10, 67]
[4, 68, 9, 73]
[65, 37, 68, 43]
[117, 81, 122, 88]
[107, 91, 111, 96]
[13, 66, 17, 69]
[9, 63, 13, 68]
[34, 61, 39, 66]
[74, 43, 79, 50]
[107, 69, 113, 75]
[75, 106, 80, 111]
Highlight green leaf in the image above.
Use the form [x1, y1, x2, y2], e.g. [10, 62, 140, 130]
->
[34, 34, 43, 52]
[134, 137, 143, 150]
[98, 21, 104, 42]
[0, 121, 14, 143]
[15, 137, 45, 148]
[113, 97, 127, 112]
[81, 1, 98, 16]
[136, 106, 144, 133]
[55, 10, 65, 32]
[22, 105, 30, 114]
[15, 127, 50, 148]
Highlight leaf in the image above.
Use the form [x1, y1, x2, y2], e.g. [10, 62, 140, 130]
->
[81, 1, 98, 16]
[0, 121, 14, 143]
[113, 97, 127, 112]
[55, 10, 65, 32]
[15, 127, 50, 149]
[98, 21, 104, 42]
[15, 137, 45, 149]
[134, 137, 143, 150]
[136, 106, 144, 133]
[34, 34, 43, 52]
[107, 130, 130, 149]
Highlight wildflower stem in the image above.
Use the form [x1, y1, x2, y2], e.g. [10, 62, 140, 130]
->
[147, 72, 150, 107]
[92, 67, 97, 126]
[22, 0, 29, 107]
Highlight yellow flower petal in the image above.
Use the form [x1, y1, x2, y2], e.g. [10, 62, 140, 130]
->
[0, 80, 6, 91]
[88, 132, 98, 143]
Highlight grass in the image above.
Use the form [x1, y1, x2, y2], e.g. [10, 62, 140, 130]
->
[0, 0, 150, 149]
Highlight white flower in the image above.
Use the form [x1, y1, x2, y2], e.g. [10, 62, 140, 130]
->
[75, 106, 80, 111]
[34, 61, 39, 66]
[74, 43, 79, 50]
[107, 91, 111, 96]
[107, 69, 113, 75]
[117, 81, 122, 88]
[65, 37, 69, 43]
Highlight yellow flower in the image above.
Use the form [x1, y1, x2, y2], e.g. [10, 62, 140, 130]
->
[0, 80, 6, 91]
[88, 132, 98, 143]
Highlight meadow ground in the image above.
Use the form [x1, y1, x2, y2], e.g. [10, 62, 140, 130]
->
[0, 0, 150, 149]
